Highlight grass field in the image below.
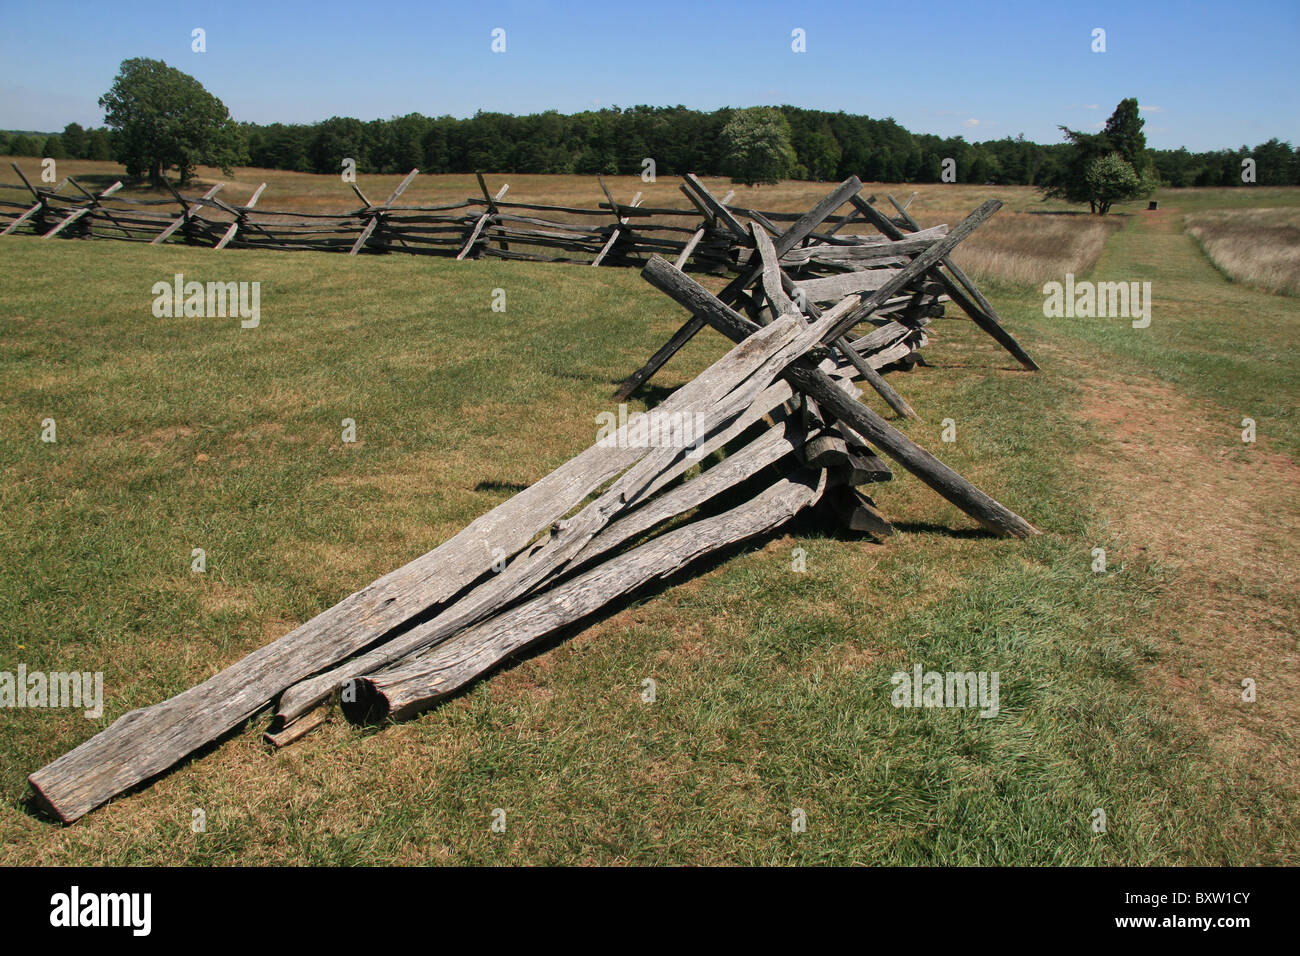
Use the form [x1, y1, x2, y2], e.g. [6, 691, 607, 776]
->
[0, 168, 1296, 864]
[1186, 207, 1300, 296]
[5, 158, 1124, 283]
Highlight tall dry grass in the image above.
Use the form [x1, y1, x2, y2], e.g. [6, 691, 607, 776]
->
[1185, 208, 1300, 296]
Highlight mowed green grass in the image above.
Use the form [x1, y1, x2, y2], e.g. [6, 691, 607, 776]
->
[0, 189, 1296, 864]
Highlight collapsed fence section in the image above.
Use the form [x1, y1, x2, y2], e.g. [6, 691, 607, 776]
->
[25, 174, 1044, 824]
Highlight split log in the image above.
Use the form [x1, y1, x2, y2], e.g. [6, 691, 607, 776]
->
[614, 176, 862, 399]
[825, 485, 894, 537]
[42, 182, 122, 238]
[152, 182, 224, 245]
[851, 195, 1038, 371]
[273, 310, 850, 727]
[349, 469, 829, 723]
[640, 255, 1040, 539]
[28, 309, 821, 822]
[271, 397, 827, 735]
[842, 445, 893, 485]
[213, 183, 266, 250]
[802, 431, 850, 469]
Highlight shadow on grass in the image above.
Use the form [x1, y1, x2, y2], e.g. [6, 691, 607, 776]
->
[474, 480, 531, 494]
[1023, 209, 1135, 219]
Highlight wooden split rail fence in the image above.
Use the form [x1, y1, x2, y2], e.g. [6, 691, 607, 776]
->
[0, 164, 750, 269]
[26, 176, 1043, 824]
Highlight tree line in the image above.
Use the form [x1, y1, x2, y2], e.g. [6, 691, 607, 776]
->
[231, 107, 1300, 189]
[9, 103, 1297, 193]
[8, 56, 1299, 198]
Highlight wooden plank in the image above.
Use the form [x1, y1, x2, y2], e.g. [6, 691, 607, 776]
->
[640, 255, 1040, 539]
[9, 161, 40, 200]
[455, 213, 491, 259]
[277, 309, 843, 723]
[757, 224, 919, 421]
[884, 194, 1039, 371]
[386, 169, 419, 205]
[615, 177, 865, 397]
[826, 485, 894, 537]
[351, 171, 422, 255]
[28, 310, 822, 822]
[672, 227, 706, 269]
[795, 270, 892, 302]
[853, 196, 1038, 371]
[152, 182, 223, 245]
[348, 214, 381, 255]
[842, 444, 893, 485]
[825, 200, 1004, 342]
[802, 430, 850, 469]
[479, 178, 509, 251]
[41, 181, 122, 238]
[274, 379, 814, 728]
[213, 182, 266, 250]
[592, 192, 642, 267]
[351, 469, 829, 722]
[0, 200, 41, 235]
[682, 174, 748, 241]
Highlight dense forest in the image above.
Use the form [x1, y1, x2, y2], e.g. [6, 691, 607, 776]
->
[6, 105, 1298, 188]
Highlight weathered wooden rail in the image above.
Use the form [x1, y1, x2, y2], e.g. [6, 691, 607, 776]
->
[25, 176, 1042, 824]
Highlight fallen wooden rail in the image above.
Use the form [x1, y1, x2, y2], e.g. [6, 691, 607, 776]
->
[24, 178, 1042, 824]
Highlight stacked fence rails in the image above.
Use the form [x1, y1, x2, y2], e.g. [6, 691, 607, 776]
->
[0, 164, 923, 274]
[26, 175, 1044, 824]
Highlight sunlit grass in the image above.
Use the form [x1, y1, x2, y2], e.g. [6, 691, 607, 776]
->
[1185, 207, 1300, 296]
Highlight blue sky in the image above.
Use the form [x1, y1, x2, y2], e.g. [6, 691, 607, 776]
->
[1, 0, 1296, 150]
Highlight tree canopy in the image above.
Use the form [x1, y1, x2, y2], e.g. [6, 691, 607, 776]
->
[720, 107, 798, 186]
[98, 58, 246, 184]
[1041, 97, 1157, 213]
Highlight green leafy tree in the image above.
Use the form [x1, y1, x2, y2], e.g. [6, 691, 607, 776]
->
[42, 135, 67, 159]
[61, 122, 86, 158]
[84, 127, 113, 161]
[1103, 97, 1146, 169]
[1250, 138, 1295, 185]
[1084, 152, 1147, 214]
[9, 134, 40, 157]
[99, 58, 246, 184]
[1042, 97, 1155, 212]
[720, 107, 797, 186]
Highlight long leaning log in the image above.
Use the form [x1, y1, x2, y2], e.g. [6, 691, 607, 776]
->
[27, 308, 823, 822]
[350, 469, 829, 722]
[641, 256, 1040, 539]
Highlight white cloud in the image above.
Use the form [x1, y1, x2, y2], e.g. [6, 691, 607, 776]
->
[963, 118, 980, 127]
[1140, 104, 1165, 113]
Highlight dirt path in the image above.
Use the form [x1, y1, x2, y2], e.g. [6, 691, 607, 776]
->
[1072, 207, 1298, 838]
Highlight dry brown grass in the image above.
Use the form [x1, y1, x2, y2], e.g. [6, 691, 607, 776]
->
[1185, 207, 1300, 296]
[944, 213, 1122, 285]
